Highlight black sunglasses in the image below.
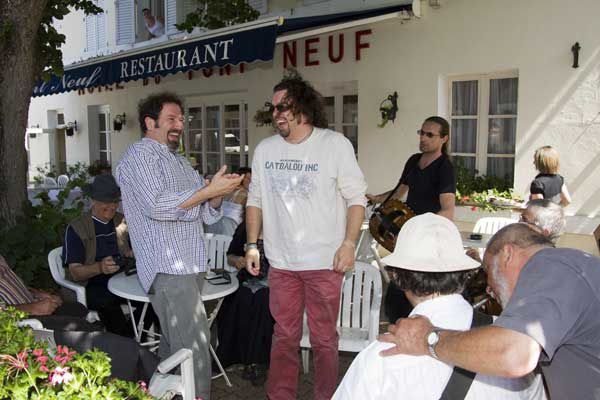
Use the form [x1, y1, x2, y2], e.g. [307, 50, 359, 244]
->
[265, 102, 292, 113]
[417, 129, 441, 138]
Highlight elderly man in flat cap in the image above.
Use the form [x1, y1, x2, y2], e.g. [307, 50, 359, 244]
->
[333, 213, 545, 400]
[62, 174, 138, 336]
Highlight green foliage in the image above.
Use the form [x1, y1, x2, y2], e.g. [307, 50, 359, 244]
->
[454, 163, 522, 212]
[0, 188, 84, 289]
[0, 308, 154, 400]
[176, 0, 260, 33]
[37, 1, 103, 81]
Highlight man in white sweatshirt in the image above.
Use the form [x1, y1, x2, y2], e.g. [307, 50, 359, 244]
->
[245, 72, 367, 400]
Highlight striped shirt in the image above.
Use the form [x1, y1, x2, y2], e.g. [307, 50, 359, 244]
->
[0, 255, 35, 307]
[115, 138, 222, 292]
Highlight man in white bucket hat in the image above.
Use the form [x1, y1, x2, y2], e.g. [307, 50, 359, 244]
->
[333, 213, 545, 399]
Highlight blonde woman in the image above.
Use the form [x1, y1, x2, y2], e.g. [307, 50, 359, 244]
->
[530, 146, 571, 206]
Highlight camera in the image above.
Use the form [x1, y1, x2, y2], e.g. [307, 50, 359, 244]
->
[112, 254, 127, 267]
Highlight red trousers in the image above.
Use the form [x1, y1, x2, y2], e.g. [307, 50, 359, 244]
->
[267, 267, 343, 400]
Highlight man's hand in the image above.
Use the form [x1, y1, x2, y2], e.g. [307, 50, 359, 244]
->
[233, 256, 246, 270]
[465, 247, 482, 263]
[366, 193, 382, 205]
[377, 315, 434, 357]
[99, 256, 120, 275]
[245, 248, 261, 276]
[333, 241, 355, 272]
[29, 298, 60, 316]
[30, 288, 63, 307]
[208, 165, 244, 197]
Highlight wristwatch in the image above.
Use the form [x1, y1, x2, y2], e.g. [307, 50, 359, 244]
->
[244, 243, 258, 252]
[426, 328, 443, 360]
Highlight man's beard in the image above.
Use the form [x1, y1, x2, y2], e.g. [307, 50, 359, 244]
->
[277, 129, 290, 138]
[167, 130, 181, 151]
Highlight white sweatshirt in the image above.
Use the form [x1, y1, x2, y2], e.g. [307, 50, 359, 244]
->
[247, 127, 367, 271]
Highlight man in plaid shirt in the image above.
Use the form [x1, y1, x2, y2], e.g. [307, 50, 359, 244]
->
[116, 92, 242, 399]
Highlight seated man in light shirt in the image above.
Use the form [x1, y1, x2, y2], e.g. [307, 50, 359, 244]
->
[333, 213, 546, 400]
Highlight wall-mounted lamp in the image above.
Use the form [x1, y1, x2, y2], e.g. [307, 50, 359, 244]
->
[65, 121, 77, 136]
[377, 91, 399, 128]
[113, 113, 126, 131]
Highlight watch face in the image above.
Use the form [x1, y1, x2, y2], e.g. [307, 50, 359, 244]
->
[427, 331, 439, 346]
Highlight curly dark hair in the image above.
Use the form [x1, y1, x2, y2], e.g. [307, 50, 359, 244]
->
[386, 266, 479, 297]
[273, 70, 328, 128]
[138, 92, 184, 134]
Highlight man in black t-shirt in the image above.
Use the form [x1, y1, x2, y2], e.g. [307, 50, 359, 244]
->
[367, 116, 456, 322]
[367, 116, 456, 218]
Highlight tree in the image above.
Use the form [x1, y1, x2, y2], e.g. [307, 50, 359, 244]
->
[176, 0, 260, 32]
[0, 0, 100, 226]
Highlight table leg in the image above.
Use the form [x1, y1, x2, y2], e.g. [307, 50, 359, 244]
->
[126, 300, 140, 341]
[207, 298, 233, 386]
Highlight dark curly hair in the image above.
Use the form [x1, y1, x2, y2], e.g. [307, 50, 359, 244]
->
[138, 92, 184, 134]
[273, 70, 328, 128]
[386, 266, 478, 297]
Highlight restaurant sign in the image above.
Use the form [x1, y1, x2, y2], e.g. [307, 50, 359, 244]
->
[32, 24, 278, 97]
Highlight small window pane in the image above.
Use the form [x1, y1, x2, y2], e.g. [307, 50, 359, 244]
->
[100, 151, 108, 163]
[57, 113, 65, 125]
[188, 132, 202, 153]
[487, 118, 516, 154]
[224, 105, 240, 129]
[98, 114, 106, 131]
[452, 81, 478, 116]
[451, 119, 477, 153]
[225, 153, 241, 172]
[343, 126, 358, 155]
[324, 97, 334, 124]
[343, 95, 358, 124]
[487, 158, 514, 182]
[206, 106, 220, 152]
[99, 132, 107, 149]
[188, 107, 202, 130]
[453, 156, 476, 174]
[489, 78, 518, 115]
[206, 153, 220, 175]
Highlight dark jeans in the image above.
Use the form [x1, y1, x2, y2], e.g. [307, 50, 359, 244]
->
[35, 302, 99, 332]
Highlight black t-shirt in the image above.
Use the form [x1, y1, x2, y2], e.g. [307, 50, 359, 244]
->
[62, 217, 120, 287]
[399, 153, 456, 215]
[530, 173, 564, 204]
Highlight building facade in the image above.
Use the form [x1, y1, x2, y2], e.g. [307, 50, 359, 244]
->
[27, 0, 600, 252]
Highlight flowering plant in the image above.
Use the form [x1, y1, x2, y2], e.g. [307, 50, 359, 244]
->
[0, 307, 154, 400]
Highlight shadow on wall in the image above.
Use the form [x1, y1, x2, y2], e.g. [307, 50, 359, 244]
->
[515, 44, 600, 216]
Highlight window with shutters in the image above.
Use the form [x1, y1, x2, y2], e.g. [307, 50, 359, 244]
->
[323, 91, 359, 157]
[84, 0, 107, 55]
[449, 72, 518, 182]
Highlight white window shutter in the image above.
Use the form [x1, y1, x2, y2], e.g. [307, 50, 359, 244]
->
[165, 0, 179, 35]
[247, 0, 267, 14]
[115, 0, 135, 45]
[96, 0, 107, 51]
[85, 14, 97, 54]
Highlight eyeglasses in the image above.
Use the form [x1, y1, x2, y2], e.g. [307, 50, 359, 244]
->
[417, 129, 441, 138]
[266, 102, 292, 114]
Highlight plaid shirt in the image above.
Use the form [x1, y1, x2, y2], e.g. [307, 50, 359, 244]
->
[116, 138, 222, 292]
[0, 255, 35, 308]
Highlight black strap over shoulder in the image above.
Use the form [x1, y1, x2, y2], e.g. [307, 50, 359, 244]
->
[438, 310, 493, 400]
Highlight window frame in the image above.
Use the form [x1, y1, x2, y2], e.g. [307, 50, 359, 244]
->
[448, 71, 518, 178]
[184, 101, 248, 175]
[322, 89, 359, 156]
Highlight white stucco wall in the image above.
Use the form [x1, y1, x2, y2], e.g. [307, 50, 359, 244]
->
[27, 0, 600, 238]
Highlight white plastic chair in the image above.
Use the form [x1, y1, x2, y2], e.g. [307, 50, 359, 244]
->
[48, 247, 100, 323]
[42, 176, 58, 188]
[57, 174, 69, 187]
[300, 261, 382, 373]
[203, 233, 235, 272]
[149, 348, 195, 400]
[473, 217, 517, 235]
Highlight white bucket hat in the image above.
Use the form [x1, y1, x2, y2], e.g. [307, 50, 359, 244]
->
[381, 213, 480, 272]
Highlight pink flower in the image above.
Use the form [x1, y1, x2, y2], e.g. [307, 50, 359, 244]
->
[49, 366, 74, 386]
[138, 380, 148, 393]
[54, 345, 76, 365]
[36, 355, 49, 365]
[0, 351, 29, 371]
[471, 206, 477, 211]
[32, 348, 44, 357]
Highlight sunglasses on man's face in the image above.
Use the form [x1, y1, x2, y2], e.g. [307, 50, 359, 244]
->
[265, 102, 292, 114]
[417, 129, 441, 138]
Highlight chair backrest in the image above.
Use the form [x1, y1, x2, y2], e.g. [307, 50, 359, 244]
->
[48, 247, 67, 282]
[473, 217, 516, 235]
[338, 261, 383, 343]
[43, 176, 58, 188]
[57, 174, 69, 187]
[202, 233, 234, 272]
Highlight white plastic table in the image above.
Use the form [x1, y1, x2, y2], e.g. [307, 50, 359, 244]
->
[108, 271, 239, 386]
